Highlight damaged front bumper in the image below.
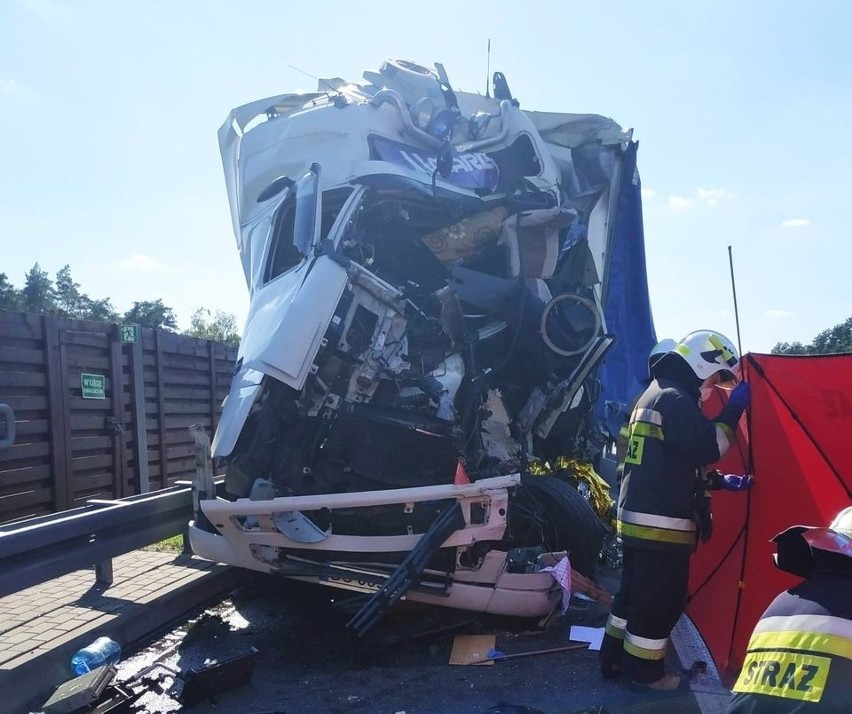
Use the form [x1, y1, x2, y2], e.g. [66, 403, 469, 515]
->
[190, 474, 562, 618]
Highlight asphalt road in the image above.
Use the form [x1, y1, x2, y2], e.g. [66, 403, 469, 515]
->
[116, 571, 702, 714]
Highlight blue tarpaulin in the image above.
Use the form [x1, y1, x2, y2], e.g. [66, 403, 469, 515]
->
[597, 142, 657, 438]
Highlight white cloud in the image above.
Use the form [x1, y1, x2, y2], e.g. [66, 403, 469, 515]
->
[113, 254, 167, 272]
[766, 309, 796, 319]
[664, 187, 728, 212]
[697, 187, 726, 207]
[667, 194, 695, 211]
[780, 218, 811, 228]
[641, 188, 657, 199]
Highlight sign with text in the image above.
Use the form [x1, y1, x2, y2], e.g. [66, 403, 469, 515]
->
[120, 324, 139, 344]
[81, 373, 106, 400]
[369, 135, 500, 192]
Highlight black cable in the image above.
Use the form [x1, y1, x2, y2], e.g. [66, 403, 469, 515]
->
[686, 525, 745, 603]
[482, 278, 528, 378]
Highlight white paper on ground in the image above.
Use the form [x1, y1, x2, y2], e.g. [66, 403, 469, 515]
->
[569, 625, 605, 651]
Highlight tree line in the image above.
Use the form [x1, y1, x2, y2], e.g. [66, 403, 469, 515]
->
[0, 263, 240, 346]
[771, 316, 851, 355]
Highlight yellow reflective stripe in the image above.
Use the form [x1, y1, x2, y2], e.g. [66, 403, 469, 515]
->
[608, 614, 627, 629]
[630, 422, 664, 441]
[633, 408, 662, 426]
[733, 651, 830, 703]
[619, 425, 630, 438]
[747, 630, 852, 660]
[714, 424, 731, 456]
[755, 614, 852, 640]
[606, 614, 626, 638]
[624, 632, 667, 660]
[619, 508, 695, 531]
[624, 640, 667, 660]
[606, 623, 625, 639]
[617, 520, 696, 545]
[716, 421, 734, 441]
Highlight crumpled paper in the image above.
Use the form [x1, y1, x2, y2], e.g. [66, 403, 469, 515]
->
[542, 555, 572, 613]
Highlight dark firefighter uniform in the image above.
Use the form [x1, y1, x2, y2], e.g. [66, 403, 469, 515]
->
[728, 523, 852, 713]
[600, 370, 745, 683]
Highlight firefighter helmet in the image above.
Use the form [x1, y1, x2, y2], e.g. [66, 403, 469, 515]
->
[674, 330, 740, 382]
[648, 338, 677, 372]
[772, 506, 852, 576]
[829, 506, 852, 536]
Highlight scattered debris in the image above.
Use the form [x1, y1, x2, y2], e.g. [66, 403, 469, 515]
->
[540, 555, 572, 612]
[449, 634, 497, 666]
[570, 570, 613, 606]
[42, 666, 116, 714]
[568, 626, 605, 651]
[180, 647, 260, 707]
[681, 659, 708, 681]
[484, 643, 588, 662]
[42, 647, 260, 713]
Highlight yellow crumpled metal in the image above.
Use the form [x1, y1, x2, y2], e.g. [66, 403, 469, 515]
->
[527, 460, 551, 477]
[528, 456, 614, 522]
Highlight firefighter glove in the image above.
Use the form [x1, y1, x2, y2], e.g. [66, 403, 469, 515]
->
[720, 474, 754, 491]
[694, 491, 713, 543]
[728, 381, 751, 409]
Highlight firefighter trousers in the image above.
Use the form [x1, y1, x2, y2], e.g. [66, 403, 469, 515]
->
[600, 546, 691, 683]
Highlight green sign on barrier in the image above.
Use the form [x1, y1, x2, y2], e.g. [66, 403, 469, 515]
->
[120, 324, 139, 343]
[81, 373, 106, 400]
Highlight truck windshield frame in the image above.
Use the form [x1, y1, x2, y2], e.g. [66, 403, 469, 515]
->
[293, 165, 321, 255]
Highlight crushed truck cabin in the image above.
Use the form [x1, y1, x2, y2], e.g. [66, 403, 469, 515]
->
[189, 58, 648, 633]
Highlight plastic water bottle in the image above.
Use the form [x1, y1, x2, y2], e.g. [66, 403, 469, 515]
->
[70, 636, 122, 675]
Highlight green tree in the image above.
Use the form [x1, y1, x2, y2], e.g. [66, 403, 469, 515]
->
[772, 316, 852, 355]
[83, 296, 119, 323]
[0, 273, 20, 310]
[123, 299, 178, 331]
[185, 308, 240, 346]
[21, 263, 56, 313]
[55, 264, 85, 318]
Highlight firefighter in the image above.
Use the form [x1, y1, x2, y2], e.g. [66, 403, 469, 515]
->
[727, 506, 852, 713]
[613, 338, 678, 486]
[600, 330, 751, 692]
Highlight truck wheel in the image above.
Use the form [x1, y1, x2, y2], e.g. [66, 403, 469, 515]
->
[513, 475, 606, 577]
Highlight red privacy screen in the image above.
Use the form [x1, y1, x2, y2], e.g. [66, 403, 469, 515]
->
[686, 353, 852, 677]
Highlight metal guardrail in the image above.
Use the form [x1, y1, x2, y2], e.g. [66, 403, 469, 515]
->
[0, 483, 197, 599]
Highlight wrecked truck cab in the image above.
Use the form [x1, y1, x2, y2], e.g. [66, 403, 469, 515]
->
[191, 59, 637, 628]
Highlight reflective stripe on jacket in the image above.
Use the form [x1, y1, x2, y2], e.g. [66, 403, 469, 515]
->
[728, 573, 852, 713]
[616, 377, 739, 552]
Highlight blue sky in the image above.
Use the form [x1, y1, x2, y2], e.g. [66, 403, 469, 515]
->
[1, 0, 849, 352]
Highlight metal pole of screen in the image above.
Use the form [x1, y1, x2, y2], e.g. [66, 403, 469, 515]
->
[728, 245, 743, 358]
[726, 244, 753, 670]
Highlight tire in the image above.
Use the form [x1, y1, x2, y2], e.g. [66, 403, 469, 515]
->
[512, 475, 606, 577]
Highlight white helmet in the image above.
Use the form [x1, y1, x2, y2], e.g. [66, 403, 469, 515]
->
[648, 338, 677, 371]
[674, 330, 740, 382]
[830, 506, 852, 536]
